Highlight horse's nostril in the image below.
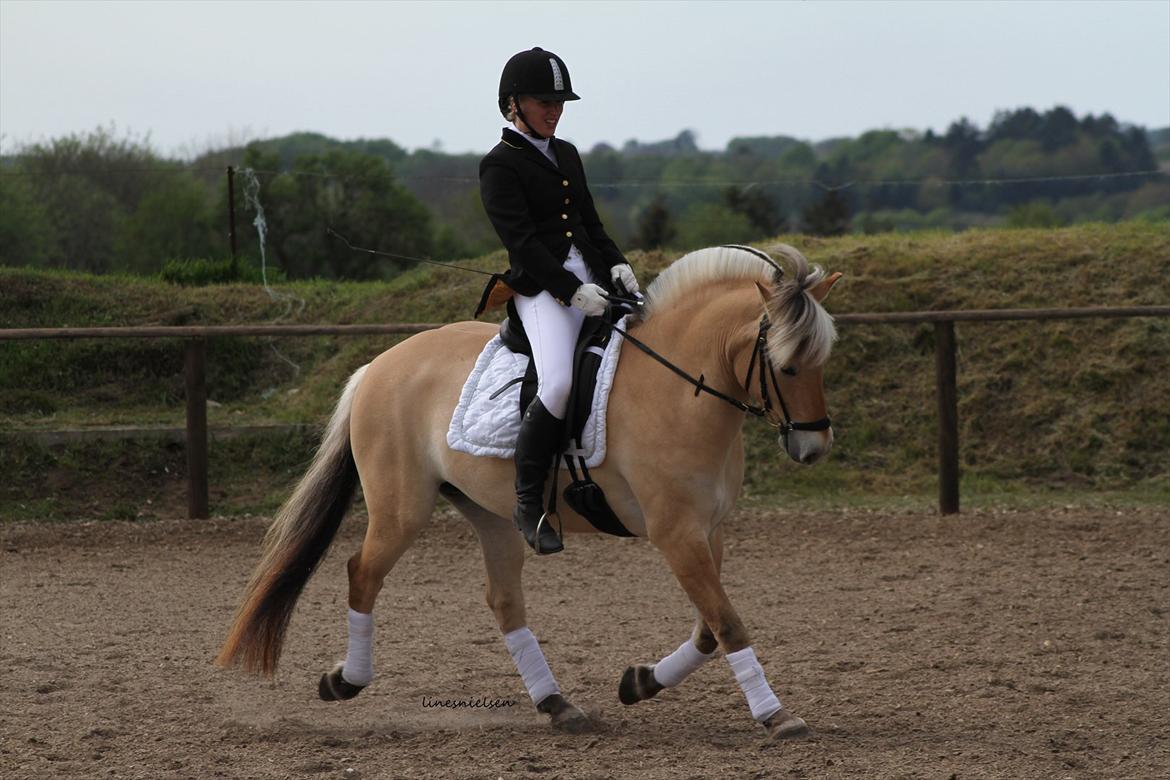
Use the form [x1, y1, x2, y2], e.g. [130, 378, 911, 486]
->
[800, 451, 818, 465]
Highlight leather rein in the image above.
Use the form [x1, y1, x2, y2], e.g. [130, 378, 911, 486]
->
[606, 314, 831, 436]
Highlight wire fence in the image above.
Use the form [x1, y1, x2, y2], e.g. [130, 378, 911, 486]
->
[2, 162, 1165, 190]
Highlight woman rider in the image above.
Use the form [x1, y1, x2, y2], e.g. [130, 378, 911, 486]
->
[479, 47, 640, 555]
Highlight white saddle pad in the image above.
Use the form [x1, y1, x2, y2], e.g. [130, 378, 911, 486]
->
[446, 316, 630, 468]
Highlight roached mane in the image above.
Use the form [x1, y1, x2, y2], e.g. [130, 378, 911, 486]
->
[641, 244, 837, 367]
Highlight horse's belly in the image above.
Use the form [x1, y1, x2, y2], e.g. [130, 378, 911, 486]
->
[354, 322, 651, 537]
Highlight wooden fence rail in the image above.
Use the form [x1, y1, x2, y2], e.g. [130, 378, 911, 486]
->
[3, 306, 1168, 518]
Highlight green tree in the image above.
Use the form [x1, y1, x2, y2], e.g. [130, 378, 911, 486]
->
[801, 190, 851, 236]
[12, 126, 220, 273]
[0, 171, 58, 267]
[943, 117, 983, 178]
[116, 174, 219, 274]
[723, 185, 785, 238]
[676, 202, 753, 249]
[633, 195, 677, 249]
[241, 145, 434, 280]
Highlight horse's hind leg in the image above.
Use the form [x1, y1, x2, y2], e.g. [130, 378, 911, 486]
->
[318, 469, 435, 701]
[442, 485, 592, 733]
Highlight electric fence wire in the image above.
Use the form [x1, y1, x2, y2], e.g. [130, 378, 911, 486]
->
[0, 163, 1164, 192]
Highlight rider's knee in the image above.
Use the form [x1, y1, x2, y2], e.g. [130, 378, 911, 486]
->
[537, 378, 572, 420]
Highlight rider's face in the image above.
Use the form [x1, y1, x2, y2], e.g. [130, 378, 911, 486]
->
[514, 96, 565, 137]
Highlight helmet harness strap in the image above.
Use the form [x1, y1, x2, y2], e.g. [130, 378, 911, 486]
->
[511, 96, 550, 141]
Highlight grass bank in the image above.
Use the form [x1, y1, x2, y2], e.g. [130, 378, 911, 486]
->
[2, 222, 1168, 520]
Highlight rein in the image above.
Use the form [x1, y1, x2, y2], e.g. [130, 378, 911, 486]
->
[607, 314, 831, 436]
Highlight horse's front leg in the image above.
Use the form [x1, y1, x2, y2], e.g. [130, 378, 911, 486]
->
[638, 518, 809, 741]
[619, 526, 725, 705]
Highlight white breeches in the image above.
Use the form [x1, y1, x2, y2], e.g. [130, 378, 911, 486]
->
[512, 246, 594, 420]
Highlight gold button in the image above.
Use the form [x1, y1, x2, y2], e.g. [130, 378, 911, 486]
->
[561, 213, 568, 220]
[565, 231, 573, 237]
[562, 180, 569, 186]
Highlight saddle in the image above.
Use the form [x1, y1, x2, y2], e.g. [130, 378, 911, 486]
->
[498, 298, 635, 538]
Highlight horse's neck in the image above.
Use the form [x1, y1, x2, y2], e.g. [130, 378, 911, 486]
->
[632, 283, 761, 398]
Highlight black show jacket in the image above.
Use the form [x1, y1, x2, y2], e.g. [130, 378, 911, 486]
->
[479, 128, 628, 307]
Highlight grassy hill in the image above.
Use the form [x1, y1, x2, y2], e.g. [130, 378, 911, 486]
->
[2, 222, 1168, 521]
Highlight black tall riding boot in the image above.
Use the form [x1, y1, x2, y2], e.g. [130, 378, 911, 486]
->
[513, 398, 565, 555]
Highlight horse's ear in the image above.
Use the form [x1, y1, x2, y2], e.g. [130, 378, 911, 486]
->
[810, 271, 843, 303]
[754, 281, 772, 310]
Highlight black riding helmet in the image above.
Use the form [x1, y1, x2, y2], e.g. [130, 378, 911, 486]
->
[498, 47, 580, 138]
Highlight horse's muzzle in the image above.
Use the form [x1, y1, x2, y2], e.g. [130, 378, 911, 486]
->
[782, 427, 833, 465]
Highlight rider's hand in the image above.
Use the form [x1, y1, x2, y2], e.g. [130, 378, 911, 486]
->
[570, 283, 609, 317]
[611, 264, 640, 295]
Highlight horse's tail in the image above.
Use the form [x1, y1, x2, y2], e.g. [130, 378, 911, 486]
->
[216, 364, 369, 676]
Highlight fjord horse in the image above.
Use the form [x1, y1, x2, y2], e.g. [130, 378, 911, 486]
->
[217, 244, 841, 741]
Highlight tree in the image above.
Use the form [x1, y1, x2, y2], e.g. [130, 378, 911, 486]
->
[240, 145, 434, 280]
[116, 174, 218, 273]
[726, 136, 803, 159]
[11, 126, 220, 273]
[801, 190, 851, 236]
[633, 195, 677, 249]
[723, 185, 785, 238]
[0, 170, 58, 267]
[622, 130, 699, 157]
[676, 203, 753, 249]
[1039, 106, 1079, 152]
[988, 108, 1043, 143]
[943, 117, 983, 178]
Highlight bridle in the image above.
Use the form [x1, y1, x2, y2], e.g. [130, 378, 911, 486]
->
[742, 315, 832, 436]
[607, 311, 831, 438]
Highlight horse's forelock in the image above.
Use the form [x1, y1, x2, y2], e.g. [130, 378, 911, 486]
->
[765, 245, 836, 367]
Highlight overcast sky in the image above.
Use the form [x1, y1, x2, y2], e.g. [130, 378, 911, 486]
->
[1, 0, 1167, 158]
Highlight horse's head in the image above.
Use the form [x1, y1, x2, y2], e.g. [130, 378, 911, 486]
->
[755, 245, 842, 465]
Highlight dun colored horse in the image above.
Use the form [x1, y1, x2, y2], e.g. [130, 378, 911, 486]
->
[217, 244, 841, 741]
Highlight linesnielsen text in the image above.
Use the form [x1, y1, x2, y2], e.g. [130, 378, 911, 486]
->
[421, 696, 518, 710]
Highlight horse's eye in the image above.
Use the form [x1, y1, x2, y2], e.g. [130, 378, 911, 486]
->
[780, 366, 797, 377]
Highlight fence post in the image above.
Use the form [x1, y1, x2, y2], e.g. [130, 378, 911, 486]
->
[935, 320, 960, 514]
[185, 338, 209, 519]
[227, 166, 238, 277]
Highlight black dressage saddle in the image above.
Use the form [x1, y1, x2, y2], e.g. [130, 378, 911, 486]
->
[494, 299, 635, 538]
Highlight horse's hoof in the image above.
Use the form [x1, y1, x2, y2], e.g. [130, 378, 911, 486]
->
[318, 663, 366, 702]
[762, 708, 810, 742]
[537, 693, 594, 734]
[618, 664, 664, 705]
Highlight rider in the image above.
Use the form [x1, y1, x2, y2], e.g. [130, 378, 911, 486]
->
[479, 47, 640, 555]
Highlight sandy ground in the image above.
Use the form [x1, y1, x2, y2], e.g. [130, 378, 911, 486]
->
[1, 506, 1167, 780]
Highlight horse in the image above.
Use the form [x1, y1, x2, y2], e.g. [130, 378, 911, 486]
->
[216, 243, 842, 742]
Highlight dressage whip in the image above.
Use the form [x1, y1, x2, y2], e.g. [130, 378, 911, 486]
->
[327, 228, 496, 276]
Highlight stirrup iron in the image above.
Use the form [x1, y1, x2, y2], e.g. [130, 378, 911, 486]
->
[534, 511, 563, 556]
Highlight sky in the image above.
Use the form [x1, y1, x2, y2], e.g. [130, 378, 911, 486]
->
[1, 0, 1168, 159]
